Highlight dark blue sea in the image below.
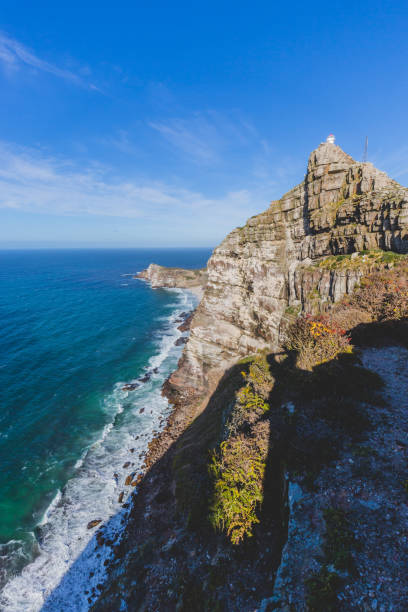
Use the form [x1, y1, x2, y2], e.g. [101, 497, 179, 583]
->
[0, 248, 211, 611]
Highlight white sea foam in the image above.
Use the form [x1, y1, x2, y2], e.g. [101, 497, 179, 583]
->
[0, 289, 197, 612]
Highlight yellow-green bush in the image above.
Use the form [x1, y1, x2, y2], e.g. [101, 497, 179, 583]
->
[209, 438, 266, 545]
[208, 353, 273, 545]
[236, 385, 269, 413]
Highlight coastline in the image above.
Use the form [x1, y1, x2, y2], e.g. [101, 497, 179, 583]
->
[0, 287, 199, 612]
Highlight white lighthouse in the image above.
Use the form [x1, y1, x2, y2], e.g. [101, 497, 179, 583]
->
[326, 134, 335, 144]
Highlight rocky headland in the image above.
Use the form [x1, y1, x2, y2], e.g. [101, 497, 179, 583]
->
[136, 263, 207, 298]
[91, 140, 408, 611]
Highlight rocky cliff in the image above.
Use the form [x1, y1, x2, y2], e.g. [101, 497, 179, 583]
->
[168, 141, 408, 402]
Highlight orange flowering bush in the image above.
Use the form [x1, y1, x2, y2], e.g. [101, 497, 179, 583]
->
[285, 314, 351, 370]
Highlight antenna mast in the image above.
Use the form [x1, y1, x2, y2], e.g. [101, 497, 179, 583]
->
[362, 136, 368, 162]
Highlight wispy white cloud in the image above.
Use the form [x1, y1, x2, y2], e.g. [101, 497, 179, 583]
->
[0, 32, 97, 90]
[149, 116, 220, 164]
[0, 141, 265, 230]
[148, 111, 261, 165]
[98, 130, 142, 156]
[147, 110, 306, 198]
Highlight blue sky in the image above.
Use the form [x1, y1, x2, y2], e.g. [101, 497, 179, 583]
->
[1, 1, 408, 247]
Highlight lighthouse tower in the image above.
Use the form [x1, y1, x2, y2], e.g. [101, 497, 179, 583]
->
[326, 134, 335, 144]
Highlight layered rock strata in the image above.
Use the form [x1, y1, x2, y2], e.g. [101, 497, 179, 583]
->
[168, 142, 408, 401]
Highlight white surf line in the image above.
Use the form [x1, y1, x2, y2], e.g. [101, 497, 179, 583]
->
[0, 289, 198, 612]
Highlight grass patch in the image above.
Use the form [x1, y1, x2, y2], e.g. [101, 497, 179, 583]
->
[313, 249, 408, 271]
[285, 304, 302, 316]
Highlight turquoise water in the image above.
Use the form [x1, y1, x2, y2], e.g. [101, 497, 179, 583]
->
[0, 248, 210, 608]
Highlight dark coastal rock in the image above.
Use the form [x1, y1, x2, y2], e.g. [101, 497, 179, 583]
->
[174, 336, 187, 346]
[129, 448, 135, 453]
[175, 312, 188, 323]
[139, 408, 145, 414]
[122, 383, 139, 391]
[124, 475, 133, 486]
[96, 533, 105, 547]
[140, 372, 151, 383]
[123, 462, 130, 468]
[177, 313, 194, 332]
[131, 474, 143, 487]
[118, 492, 124, 504]
[87, 519, 102, 529]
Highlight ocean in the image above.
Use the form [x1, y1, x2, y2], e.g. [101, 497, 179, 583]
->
[0, 247, 211, 611]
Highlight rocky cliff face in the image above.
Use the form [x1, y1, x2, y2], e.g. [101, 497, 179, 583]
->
[169, 142, 408, 401]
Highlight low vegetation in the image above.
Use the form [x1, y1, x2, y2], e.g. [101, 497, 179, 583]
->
[347, 261, 408, 321]
[314, 248, 408, 271]
[209, 438, 266, 545]
[306, 566, 343, 612]
[305, 507, 360, 609]
[322, 507, 359, 571]
[209, 353, 272, 545]
[284, 313, 351, 370]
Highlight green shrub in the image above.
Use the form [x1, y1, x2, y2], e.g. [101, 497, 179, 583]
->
[227, 353, 272, 436]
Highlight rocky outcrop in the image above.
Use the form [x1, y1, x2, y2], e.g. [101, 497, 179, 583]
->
[167, 141, 408, 401]
[136, 263, 207, 289]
